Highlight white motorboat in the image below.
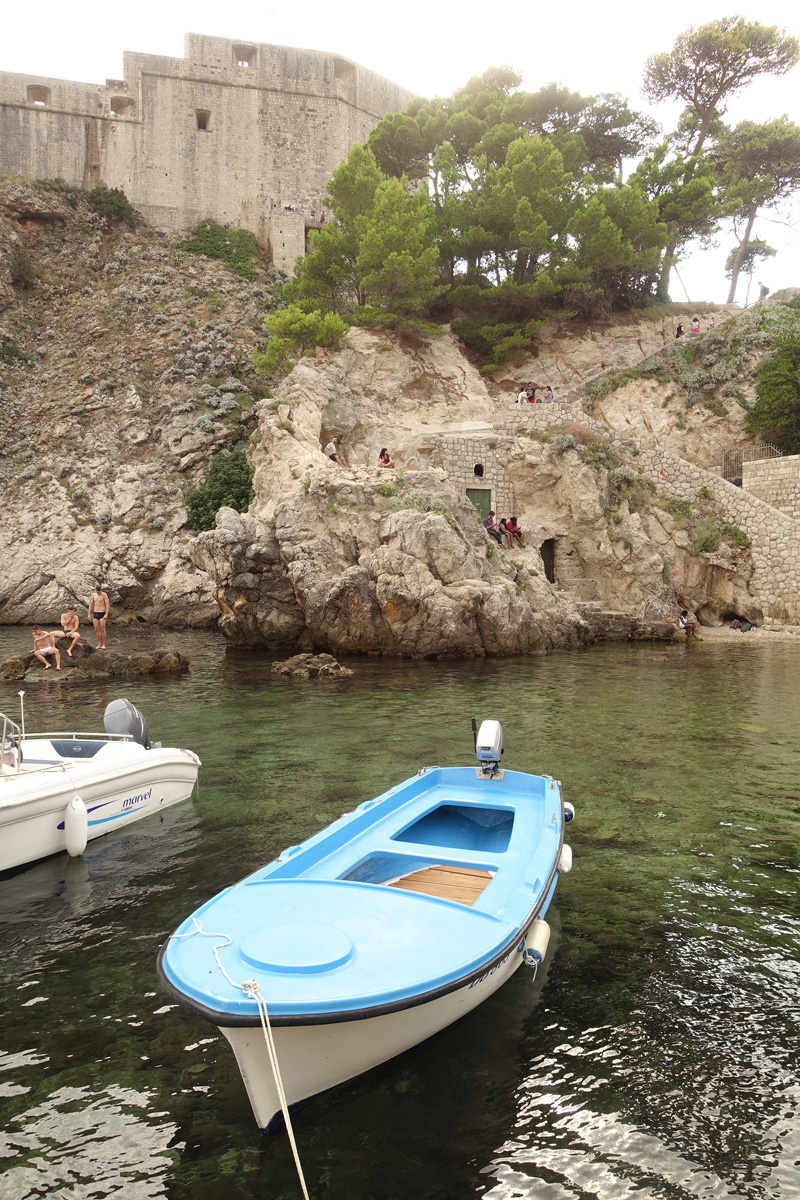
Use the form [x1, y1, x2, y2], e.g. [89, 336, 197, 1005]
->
[159, 720, 574, 1134]
[0, 697, 201, 872]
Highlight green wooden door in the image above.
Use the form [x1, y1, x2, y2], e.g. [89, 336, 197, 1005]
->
[466, 488, 492, 520]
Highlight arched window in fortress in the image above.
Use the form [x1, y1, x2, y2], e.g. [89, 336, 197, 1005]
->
[27, 85, 51, 107]
[233, 45, 257, 69]
[196, 110, 211, 132]
[110, 96, 135, 117]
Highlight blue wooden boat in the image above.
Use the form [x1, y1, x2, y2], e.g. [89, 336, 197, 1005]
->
[158, 721, 574, 1133]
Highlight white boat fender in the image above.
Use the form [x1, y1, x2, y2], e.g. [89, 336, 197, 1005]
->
[563, 800, 576, 823]
[64, 795, 88, 857]
[559, 844, 573, 873]
[522, 919, 551, 969]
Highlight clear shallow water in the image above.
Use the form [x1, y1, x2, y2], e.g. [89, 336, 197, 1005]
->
[0, 628, 799, 1200]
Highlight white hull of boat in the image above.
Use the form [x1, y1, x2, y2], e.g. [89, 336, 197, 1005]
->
[222, 936, 527, 1132]
[0, 749, 199, 872]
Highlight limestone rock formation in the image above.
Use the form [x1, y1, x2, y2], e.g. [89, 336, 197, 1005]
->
[0, 641, 190, 680]
[272, 653, 354, 679]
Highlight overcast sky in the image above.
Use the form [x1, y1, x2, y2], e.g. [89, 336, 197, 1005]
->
[3, 0, 799, 305]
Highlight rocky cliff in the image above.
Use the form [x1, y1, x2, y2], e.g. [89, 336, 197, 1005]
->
[2, 179, 796, 653]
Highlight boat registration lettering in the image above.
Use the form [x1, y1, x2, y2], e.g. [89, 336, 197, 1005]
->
[469, 950, 510, 989]
[122, 787, 152, 810]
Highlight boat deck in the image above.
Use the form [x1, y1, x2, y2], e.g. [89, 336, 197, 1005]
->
[388, 865, 493, 907]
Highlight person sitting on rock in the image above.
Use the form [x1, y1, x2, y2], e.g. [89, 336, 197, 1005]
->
[505, 516, 525, 548]
[690, 317, 700, 334]
[483, 511, 504, 544]
[677, 609, 697, 638]
[324, 436, 348, 468]
[32, 627, 61, 670]
[377, 448, 395, 468]
[51, 606, 80, 657]
[542, 387, 554, 403]
[517, 386, 528, 405]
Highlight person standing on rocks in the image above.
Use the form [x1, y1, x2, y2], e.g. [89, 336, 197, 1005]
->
[51, 606, 80, 657]
[89, 584, 110, 650]
[31, 627, 61, 671]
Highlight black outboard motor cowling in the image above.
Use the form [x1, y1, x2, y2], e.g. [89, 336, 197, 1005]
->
[103, 698, 150, 749]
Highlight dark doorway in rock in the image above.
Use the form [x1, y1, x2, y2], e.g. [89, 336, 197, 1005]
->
[540, 538, 555, 583]
[466, 488, 492, 520]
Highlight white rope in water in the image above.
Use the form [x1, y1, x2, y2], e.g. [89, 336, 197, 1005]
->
[170, 919, 311, 1200]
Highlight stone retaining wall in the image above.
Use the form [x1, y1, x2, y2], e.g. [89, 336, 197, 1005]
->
[743, 454, 800, 522]
[638, 447, 800, 624]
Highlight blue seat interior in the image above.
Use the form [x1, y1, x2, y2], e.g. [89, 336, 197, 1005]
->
[393, 803, 514, 853]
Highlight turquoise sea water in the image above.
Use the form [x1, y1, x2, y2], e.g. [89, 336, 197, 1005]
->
[0, 627, 798, 1199]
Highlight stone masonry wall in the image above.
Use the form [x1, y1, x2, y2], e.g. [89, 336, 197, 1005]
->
[441, 435, 517, 517]
[638, 447, 800, 625]
[743, 455, 800, 522]
[0, 33, 413, 273]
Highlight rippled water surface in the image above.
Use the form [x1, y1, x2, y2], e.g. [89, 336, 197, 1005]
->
[1, 627, 799, 1200]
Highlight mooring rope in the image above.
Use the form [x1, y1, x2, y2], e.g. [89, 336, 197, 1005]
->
[170, 919, 311, 1199]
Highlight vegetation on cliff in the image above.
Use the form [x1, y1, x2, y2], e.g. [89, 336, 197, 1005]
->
[745, 298, 800, 454]
[276, 18, 799, 373]
[185, 449, 255, 531]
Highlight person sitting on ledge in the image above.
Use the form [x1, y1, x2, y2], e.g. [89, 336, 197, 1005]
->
[542, 386, 554, 403]
[690, 316, 700, 334]
[32, 627, 61, 670]
[51, 605, 80, 657]
[324, 436, 348, 468]
[677, 609, 697, 638]
[377, 448, 395, 468]
[483, 511, 504, 544]
[505, 516, 525, 548]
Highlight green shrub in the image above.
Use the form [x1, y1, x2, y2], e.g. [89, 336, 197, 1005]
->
[551, 433, 576, 454]
[86, 186, 141, 223]
[181, 219, 261, 279]
[375, 482, 396, 497]
[185, 449, 254, 530]
[690, 516, 750, 556]
[254, 304, 350, 378]
[0, 337, 29, 364]
[9, 248, 35, 289]
[387, 489, 455, 526]
[659, 496, 692, 525]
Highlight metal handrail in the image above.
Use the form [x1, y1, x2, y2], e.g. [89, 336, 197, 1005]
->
[24, 731, 133, 741]
[721, 443, 781, 479]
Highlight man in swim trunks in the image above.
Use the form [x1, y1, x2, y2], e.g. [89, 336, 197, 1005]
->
[32, 627, 61, 670]
[51, 605, 81, 657]
[88, 584, 110, 649]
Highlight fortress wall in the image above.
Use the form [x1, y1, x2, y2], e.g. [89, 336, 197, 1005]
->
[0, 34, 413, 266]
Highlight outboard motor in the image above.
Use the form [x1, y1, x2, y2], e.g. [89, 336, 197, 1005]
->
[475, 719, 503, 776]
[104, 698, 150, 749]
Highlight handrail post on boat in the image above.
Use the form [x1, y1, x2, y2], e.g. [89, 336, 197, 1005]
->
[18, 691, 25, 739]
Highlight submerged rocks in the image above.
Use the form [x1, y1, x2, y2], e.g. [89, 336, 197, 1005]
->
[271, 653, 354, 679]
[0, 641, 190, 680]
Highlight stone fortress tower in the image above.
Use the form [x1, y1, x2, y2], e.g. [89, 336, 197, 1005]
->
[0, 33, 414, 271]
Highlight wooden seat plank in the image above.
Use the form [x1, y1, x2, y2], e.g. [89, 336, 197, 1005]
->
[388, 864, 493, 906]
